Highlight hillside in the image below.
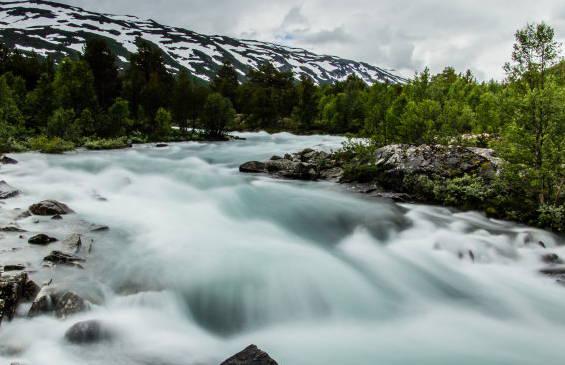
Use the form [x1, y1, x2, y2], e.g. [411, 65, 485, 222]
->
[0, 0, 405, 84]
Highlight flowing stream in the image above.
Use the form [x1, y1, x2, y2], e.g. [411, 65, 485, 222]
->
[0, 132, 564, 365]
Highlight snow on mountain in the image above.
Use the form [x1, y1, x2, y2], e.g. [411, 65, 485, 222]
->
[0, 0, 406, 84]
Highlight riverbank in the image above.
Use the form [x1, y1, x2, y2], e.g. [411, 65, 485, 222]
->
[239, 144, 563, 233]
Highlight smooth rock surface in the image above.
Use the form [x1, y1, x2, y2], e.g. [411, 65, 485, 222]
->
[29, 200, 74, 216]
[220, 345, 278, 365]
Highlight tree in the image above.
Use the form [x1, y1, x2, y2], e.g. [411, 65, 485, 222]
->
[171, 69, 192, 133]
[47, 108, 75, 138]
[293, 75, 319, 131]
[0, 75, 24, 147]
[153, 107, 172, 140]
[211, 60, 239, 107]
[106, 98, 132, 137]
[201, 93, 235, 138]
[83, 38, 120, 108]
[500, 22, 563, 205]
[24, 73, 55, 132]
[52, 58, 98, 115]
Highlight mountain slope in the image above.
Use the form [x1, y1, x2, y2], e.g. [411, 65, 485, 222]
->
[0, 0, 405, 84]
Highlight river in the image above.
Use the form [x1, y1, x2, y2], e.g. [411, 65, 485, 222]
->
[0, 132, 564, 365]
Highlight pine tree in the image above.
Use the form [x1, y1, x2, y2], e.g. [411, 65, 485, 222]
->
[83, 38, 120, 108]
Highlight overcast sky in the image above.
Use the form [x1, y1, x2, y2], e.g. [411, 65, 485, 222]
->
[59, 0, 564, 80]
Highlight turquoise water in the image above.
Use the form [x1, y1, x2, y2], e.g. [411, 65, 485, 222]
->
[0, 132, 563, 365]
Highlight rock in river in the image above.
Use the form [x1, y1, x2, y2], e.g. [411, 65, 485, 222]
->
[0, 181, 19, 200]
[28, 233, 58, 245]
[43, 251, 85, 267]
[29, 200, 74, 216]
[0, 273, 39, 325]
[65, 320, 112, 344]
[220, 345, 278, 365]
[28, 286, 88, 319]
[0, 155, 18, 165]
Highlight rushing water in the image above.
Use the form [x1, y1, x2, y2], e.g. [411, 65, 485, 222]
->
[0, 132, 564, 365]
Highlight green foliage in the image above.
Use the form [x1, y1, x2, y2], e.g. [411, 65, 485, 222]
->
[84, 137, 130, 150]
[153, 107, 172, 141]
[537, 204, 564, 232]
[28, 135, 75, 154]
[201, 93, 235, 138]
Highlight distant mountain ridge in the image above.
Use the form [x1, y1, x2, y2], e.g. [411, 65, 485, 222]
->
[0, 0, 406, 84]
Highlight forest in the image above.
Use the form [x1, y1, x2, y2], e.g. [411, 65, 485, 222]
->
[0, 22, 563, 230]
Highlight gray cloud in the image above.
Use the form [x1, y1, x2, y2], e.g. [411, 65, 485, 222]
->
[57, 0, 564, 80]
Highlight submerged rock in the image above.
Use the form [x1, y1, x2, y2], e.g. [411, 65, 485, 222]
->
[2, 264, 25, 272]
[0, 225, 27, 233]
[155, 143, 169, 148]
[220, 345, 278, 365]
[0, 155, 18, 165]
[541, 253, 563, 265]
[65, 320, 112, 344]
[28, 234, 58, 245]
[28, 286, 88, 319]
[29, 200, 74, 216]
[43, 251, 85, 267]
[0, 181, 19, 199]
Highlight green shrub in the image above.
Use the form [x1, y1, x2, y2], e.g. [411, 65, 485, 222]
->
[84, 137, 130, 150]
[537, 204, 565, 232]
[28, 135, 75, 154]
[441, 175, 493, 209]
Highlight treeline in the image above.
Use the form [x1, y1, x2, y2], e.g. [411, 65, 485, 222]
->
[0, 23, 563, 229]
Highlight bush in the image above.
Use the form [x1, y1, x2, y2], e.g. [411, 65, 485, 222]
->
[84, 137, 130, 150]
[28, 135, 75, 154]
[537, 204, 564, 232]
[441, 175, 494, 209]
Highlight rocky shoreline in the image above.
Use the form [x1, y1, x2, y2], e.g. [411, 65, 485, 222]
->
[0, 154, 277, 365]
[239, 144, 502, 203]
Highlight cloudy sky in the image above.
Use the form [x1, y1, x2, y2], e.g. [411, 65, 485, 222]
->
[59, 0, 564, 80]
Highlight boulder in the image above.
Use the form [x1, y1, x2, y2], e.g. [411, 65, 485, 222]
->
[65, 320, 112, 344]
[0, 273, 38, 325]
[0, 155, 18, 165]
[43, 251, 85, 267]
[29, 200, 74, 216]
[62, 234, 82, 253]
[155, 143, 168, 148]
[0, 181, 19, 200]
[51, 214, 63, 220]
[239, 161, 266, 173]
[220, 345, 278, 365]
[28, 286, 87, 319]
[89, 224, 109, 232]
[28, 234, 58, 246]
[373, 144, 501, 184]
[265, 159, 318, 180]
[2, 264, 25, 272]
[0, 225, 27, 233]
[542, 253, 563, 265]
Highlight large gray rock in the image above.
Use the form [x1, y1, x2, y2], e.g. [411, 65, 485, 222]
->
[28, 286, 88, 319]
[29, 200, 74, 216]
[0, 181, 19, 200]
[43, 251, 85, 267]
[239, 161, 266, 173]
[0, 273, 39, 325]
[28, 234, 58, 246]
[239, 149, 338, 181]
[0, 155, 18, 165]
[220, 345, 278, 365]
[373, 144, 501, 181]
[65, 320, 112, 344]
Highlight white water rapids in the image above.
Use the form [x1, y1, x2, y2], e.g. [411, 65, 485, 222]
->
[0, 132, 564, 365]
